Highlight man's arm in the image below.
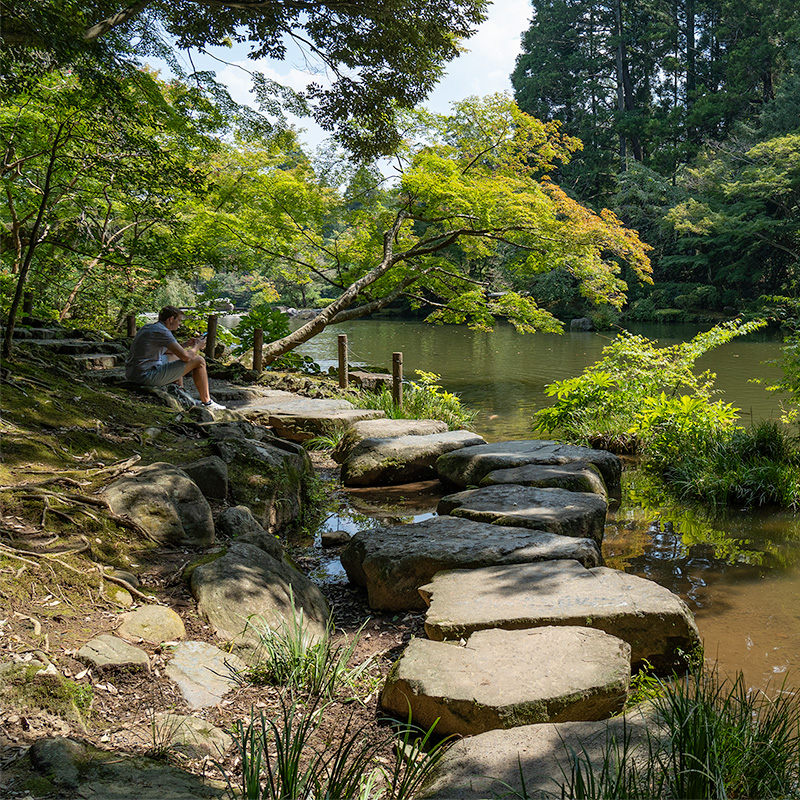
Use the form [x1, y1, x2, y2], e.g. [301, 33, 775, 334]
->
[164, 338, 202, 363]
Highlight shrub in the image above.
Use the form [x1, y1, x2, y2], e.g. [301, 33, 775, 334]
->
[350, 370, 477, 430]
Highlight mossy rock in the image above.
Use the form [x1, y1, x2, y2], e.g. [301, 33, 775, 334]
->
[1, 664, 93, 728]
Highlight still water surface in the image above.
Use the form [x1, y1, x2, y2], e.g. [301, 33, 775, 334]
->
[297, 319, 800, 689]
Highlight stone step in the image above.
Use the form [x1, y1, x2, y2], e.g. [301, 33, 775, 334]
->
[340, 516, 602, 611]
[418, 706, 658, 799]
[22, 338, 126, 356]
[341, 430, 487, 487]
[419, 559, 701, 672]
[380, 627, 630, 737]
[438, 484, 608, 544]
[436, 439, 623, 496]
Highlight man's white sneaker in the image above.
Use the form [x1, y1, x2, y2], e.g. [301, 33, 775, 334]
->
[202, 399, 226, 410]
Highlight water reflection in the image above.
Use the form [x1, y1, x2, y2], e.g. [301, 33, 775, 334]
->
[607, 471, 800, 688]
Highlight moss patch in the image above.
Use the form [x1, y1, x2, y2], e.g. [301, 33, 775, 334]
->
[2, 665, 94, 728]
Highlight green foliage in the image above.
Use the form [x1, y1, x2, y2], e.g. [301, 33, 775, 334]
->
[557, 663, 800, 800]
[349, 371, 477, 430]
[535, 319, 766, 452]
[234, 306, 290, 356]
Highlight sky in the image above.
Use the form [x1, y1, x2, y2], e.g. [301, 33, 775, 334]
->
[157, 0, 533, 151]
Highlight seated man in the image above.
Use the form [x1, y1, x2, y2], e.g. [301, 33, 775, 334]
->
[125, 305, 226, 410]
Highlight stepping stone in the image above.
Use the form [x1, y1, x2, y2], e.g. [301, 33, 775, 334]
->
[420, 560, 701, 672]
[380, 627, 630, 737]
[438, 485, 607, 544]
[418, 707, 658, 800]
[341, 517, 602, 611]
[70, 353, 121, 370]
[480, 462, 607, 496]
[153, 713, 232, 758]
[118, 606, 185, 644]
[341, 431, 487, 487]
[165, 641, 246, 709]
[436, 439, 622, 495]
[333, 418, 449, 462]
[230, 390, 385, 441]
[77, 634, 149, 671]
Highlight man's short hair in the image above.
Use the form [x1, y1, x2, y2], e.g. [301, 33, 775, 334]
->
[158, 305, 183, 323]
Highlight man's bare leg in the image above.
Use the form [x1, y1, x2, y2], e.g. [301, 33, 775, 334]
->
[181, 356, 210, 404]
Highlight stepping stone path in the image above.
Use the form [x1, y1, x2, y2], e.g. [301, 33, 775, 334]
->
[380, 627, 630, 736]
[420, 560, 701, 671]
[480, 462, 608, 496]
[341, 517, 602, 611]
[436, 439, 623, 495]
[117, 606, 186, 644]
[165, 641, 246, 709]
[76, 634, 149, 671]
[438, 485, 608, 544]
[341, 430, 487, 487]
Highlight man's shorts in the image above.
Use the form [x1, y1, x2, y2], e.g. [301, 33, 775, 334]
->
[136, 359, 187, 387]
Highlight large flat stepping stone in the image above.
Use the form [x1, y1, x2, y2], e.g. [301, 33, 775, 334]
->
[153, 713, 232, 758]
[333, 418, 449, 462]
[438, 485, 607, 544]
[77, 634, 149, 671]
[191, 542, 330, 647]
[340, 517, 602, 611]
[420, 560, 701, 671]
[418, 707, 657, 799]
[341, 430, 487, 487]
[118, 606, 185, 644]
[436, 440, 622, 495]
[229, 390, 385, 441]
[165, 641, 246, 709]
[480, 462, 607, 496]
[380, 627, 630, 737]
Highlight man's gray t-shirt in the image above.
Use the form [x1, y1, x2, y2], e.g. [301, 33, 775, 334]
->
[125, 321, 178, 381]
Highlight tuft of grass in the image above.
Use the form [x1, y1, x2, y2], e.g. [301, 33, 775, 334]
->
[304, 428, 349, 451]
[238, 604, 375, 700]
[223, 697, 450, 800]
[553, 661, 800, 800]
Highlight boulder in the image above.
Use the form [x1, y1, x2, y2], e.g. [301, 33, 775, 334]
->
[117, 606, 185, 644]
[321, 529, 351, 548]
[102, 463, 214, 547]
[480, 462, 607, 496]
[340, 517, 602, 611]
[341, 431, 487, 487]
[179, 456, 228, 501]
[76, 634, 149, 671]
[420, 560, 701, 672]
[165, 641, 246, 709]
[436, 440, 622, 496]
[215, 505, 283, 561]
[348, 370, 393, 392]
[570, 316, 594, 331]
[213, 437, 311, 533]
[332, 418, 449, 463]
[191, 542, 329, 648]
[418, 707, 658, 800]
[380, 627, 630, 736]
[438, 485, 607, 544]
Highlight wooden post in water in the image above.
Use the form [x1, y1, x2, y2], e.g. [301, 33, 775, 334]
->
[126, 314, 136, 337]
[392, 351, 403, 408]
[253, 328, 264, 373]
[338, 334, 348, 388]
[206, 314, 218, 360]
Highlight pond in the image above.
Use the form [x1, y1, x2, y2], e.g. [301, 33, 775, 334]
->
[296, 318, 800, 690]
